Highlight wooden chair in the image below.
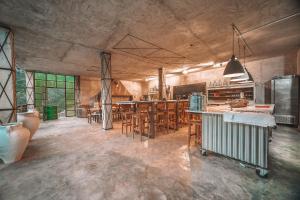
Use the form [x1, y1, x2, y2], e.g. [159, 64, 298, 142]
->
[120, 104, 134, 136]
[182, 100, 189, 125]
[166, 101, 177, 132]
[132, 102, 151, 141]
[87, 107, 92, 124]
[187, 112, 202, 148]
[87, 107, 101, 124]
[154, 101, 168, 136]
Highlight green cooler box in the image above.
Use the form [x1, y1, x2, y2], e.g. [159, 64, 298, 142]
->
[43, 106, 58, 120]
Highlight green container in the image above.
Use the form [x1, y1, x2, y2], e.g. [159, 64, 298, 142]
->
[43, 106, 58, 120]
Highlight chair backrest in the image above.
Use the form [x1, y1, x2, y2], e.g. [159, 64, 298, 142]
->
[120, 104, 132, 112]
[137, 102, 151, 113]
[156, 101, 166, 112]
[166, 101, 176, 111]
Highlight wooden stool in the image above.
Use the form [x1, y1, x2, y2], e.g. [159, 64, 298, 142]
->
[154, 101, 168, 136]
[187, 112, 202, 148]
[182, 101, 189, 124]
[132, 102, 151, 141]
[166, 101, 177, 132]
[178, 100, 188, 127]
[120, 104, 134, 136]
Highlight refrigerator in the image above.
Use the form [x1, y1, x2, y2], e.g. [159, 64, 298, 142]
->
[271, 75, 300, 126]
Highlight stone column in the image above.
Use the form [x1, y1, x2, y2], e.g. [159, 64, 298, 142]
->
[158, 67, 166, 100]
[0, 26, 16, 123]
[25, 71, 34, 110]
[100, 52, 113, 130]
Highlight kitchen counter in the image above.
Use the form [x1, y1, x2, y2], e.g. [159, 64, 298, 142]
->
[187, 104, 275, 176]
[187, 104, 275, 114]
[187, 104, 276, 127]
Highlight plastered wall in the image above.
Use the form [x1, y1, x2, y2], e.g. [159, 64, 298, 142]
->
[147, 52, 299, 94]
[79, 76, 144, 105]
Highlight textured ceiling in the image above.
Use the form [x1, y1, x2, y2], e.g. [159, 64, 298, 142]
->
[0, 0, 299, 80]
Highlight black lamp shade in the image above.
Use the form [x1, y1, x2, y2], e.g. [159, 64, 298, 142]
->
[239, 68, 254, 83]
[223, 55, 245, 78]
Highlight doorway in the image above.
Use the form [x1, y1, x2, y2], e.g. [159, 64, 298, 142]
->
[47, 88, 66, 118]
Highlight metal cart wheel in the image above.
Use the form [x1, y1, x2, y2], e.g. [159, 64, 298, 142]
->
[201, 149, 207, 156]
[256, 168, 268, 178]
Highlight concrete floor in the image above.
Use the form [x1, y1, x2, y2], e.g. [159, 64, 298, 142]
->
[0, 118, 299, 200]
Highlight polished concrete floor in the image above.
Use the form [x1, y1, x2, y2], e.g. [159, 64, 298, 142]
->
[0, 118, 299, 200]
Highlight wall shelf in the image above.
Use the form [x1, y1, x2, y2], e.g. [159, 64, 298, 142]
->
[207, 84, 255, 103]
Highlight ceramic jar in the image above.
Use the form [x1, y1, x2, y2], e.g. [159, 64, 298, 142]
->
[0, 123, 30, 164]
[17, 111, 40, 140]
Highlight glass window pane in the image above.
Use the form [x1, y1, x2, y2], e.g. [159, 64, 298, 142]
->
[47, 74, 56, 81]
[66, 99, 74, 105]
[35, 100, 43, 107]
[66, 76, 74, 82]
[47, 80, 56, 88]
[66, 82, 74, 89]
[35, 73, 46, 80]
[35, 87, 44, 93]
[35, 93, 43, 100]
[66, 104, 74, 110]
[66, 111, 75, 117]
[35, 80, 45, 87]
[56, 75, 65, 81]
[66, 93, 75, 99]
[57, 81, 65, 88]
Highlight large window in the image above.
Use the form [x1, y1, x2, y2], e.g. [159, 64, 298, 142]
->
[34, 72, 75, 117]
[16, 68, 26, 106]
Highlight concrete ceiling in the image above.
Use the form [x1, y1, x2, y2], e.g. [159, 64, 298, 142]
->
[0, 0, 299, 80]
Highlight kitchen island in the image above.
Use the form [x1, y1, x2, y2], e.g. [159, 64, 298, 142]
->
[187, 104, 276, 177]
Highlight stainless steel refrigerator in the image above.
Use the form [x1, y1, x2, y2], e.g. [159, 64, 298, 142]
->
[271, 75, 300, 126]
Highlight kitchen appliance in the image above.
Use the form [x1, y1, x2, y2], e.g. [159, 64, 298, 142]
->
[271, 75, 300, 126]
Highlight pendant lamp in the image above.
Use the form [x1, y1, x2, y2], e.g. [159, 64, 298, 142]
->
[239, 68, 254, 83]
[232, 45, 254, 83]
[223, 25, 245, 78]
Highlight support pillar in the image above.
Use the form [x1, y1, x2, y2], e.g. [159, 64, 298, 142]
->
[25, 71, 34, 110]
[0, 26, 16, 123]
[158, 67, 166, 100]
[100, 52, 113, 130]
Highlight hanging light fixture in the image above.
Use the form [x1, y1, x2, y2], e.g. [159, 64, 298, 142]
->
[231, 45, 254, 83]
[223, 24, 245, 78]
[239, 68, 254, 83]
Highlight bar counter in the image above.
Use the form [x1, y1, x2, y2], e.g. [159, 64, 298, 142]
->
[117, 100, 188, 138]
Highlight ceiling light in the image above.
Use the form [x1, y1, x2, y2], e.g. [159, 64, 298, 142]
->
[223, 55, 245, 77]
[223, 24, 245, 78]
[233, 46, 254, 83]
[195, 61, 214, 67]
[238, 68, 254, 83]
[145, 77, 157, 81]
[230, 67, 249, 82]
[186, 68, 199, 73]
